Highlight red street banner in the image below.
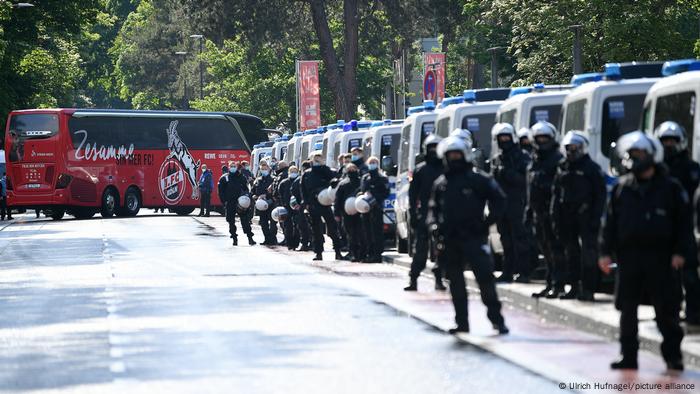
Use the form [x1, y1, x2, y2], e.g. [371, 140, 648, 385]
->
[297, 60, 321, 129]
[423, 52, 445, 103]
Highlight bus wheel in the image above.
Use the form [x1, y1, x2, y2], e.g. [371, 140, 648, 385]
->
[100, 188, 119, 218]
[173, 207, 195, 216]
[49, 209, 65, 220]
[123, 188, 141, 217]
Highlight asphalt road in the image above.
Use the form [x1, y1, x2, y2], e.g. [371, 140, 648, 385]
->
[0, 213, 560, 393]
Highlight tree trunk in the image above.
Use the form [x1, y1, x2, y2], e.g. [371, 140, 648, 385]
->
[307, 0, 359, 121]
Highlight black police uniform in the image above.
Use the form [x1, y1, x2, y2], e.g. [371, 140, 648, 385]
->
[526, 146, 566, 295]
[270, 167, 289, 243]
[428, 163, 507, 331]
[277, 175, 297, 250]
[253, 173, 276, 245]
[291, 175, 311, 250]
[552, 153, 606, 299]
[360, 168, 389, 263]
[407, 153, 444, 282]
[352, 157, 369, 176]
[218, 170, 253, 243]
[300, 164, 341, 257]
[666, 151, 700, 324]
[601, 168, 690, 366]
[335, 171, 364, 261]
[491, 142, 532, 281]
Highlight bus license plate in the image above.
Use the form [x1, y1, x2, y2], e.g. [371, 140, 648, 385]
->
[26, 184, 41, 189]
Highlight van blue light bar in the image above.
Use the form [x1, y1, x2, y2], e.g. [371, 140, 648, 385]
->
[423, 100, 436, 110]
[571, 72, 603, 86]
[662, 59, 700, 76]
[407, 106, 424, 115]
[509, 86, 532, 97]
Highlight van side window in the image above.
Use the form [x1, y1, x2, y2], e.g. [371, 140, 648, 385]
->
[399, 124, 411, 174]
[653, 92, 696, 154]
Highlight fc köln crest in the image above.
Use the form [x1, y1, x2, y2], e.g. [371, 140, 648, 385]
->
[158, 120, 201, 204]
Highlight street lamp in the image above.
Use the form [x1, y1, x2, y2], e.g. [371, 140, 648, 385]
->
[175, 51, 188, 109]
[11, 3, 35, 8]
[189, 34, 204, 100]
[570, 25, 583, 75]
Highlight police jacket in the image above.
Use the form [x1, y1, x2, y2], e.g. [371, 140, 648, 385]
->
[300, 165, 336, 206]
[198, 170, 214, 193]
[408, 156, 443, 221]
[352, 158, 369, 176]
[334, 172, 362, 216]
[253, 174, 274, 199]
[526, 147, 563, 216]
[600, 167, 692, 257]
[220, 172, 249, 203]
[241, 168, 254, 184]
[428, 165, 506, 240]
[361, 169, 389, 205]
[491, 145, 530, 201]
[291, 176, 304, 207]
[666, 152, 700, 201]
[551, 154, 606, 227]
[277, 177, 293, 208]
[271, 167, 289, 204]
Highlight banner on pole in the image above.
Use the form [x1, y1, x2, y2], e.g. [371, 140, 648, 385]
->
[423, 53, 445, 103]
[297, 60, 321, 129]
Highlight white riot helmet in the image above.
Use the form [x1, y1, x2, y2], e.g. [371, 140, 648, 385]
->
[317, 187, 335, 206]
[561, 131, 589, 161]
[271, 206, 289, 222]
[450, 128, 473, 145]
[530, 121, 557, 151]
[237, 195, 251, 209]
[654, 121, 687, 156]
[492, 123, 517, 153]
[517, 127, 531, 141]
[344, 197, 358, 215]
[255, 197, 269, 211]
[422, 134, 443, 152]
[354, 193, 376, 214]
[437, 135, 473, 162]
[616, 131, 664, 173]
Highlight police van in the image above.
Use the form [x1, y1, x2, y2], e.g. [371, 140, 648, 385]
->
[322, 121, 344, 169]
[298, 128, 324, 165]
[496, 84, 571, 132]
[271, 135, 290, 162]
[642, 59, 700, 161]
[363, 120, 403, 236]
[251, 141, 273, 174]
[436, 89, 510, 168]
[395, 100, 439, 252]
[560, 62, 663, 177]
[285, 131, 304, 166]
[336, 120, 373, 157]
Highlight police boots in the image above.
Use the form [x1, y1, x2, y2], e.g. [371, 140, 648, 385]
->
[404, 277, 418, 292]
[248, 235, 257, 246]
[313, 253, 323, 261]
[435, 277, 447, 291]
[232, 237, 238, 246]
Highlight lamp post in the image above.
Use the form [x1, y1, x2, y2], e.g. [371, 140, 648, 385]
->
[486, 46, 502, 88]
[570, 25, 583, 75]
[175, 51, 188, 109]
[189, 34, 204, 100]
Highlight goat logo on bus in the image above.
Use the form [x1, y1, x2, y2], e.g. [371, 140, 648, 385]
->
[158, 121, 201, 203]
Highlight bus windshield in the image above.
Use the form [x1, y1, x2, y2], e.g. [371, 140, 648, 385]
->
[8, 114, 60, 162]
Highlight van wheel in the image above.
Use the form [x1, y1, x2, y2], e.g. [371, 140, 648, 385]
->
[100, 189, 119, 218]
[49, 209, 65, 220]
[123, 188, 141, 217]
[173, 207, 195, 216]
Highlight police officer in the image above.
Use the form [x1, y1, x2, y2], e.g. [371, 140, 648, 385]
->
[300, 152, 342, 261]
[491, 123, 532, 283]
[517, 128, 534, 156]
[335, 163, 364, 261]
[219, 161, 255, 246]
[291, 161, 312, 251]
[405, 134, 446, 291]
[599, 131, 688, 371]
[253, 161, 276, 245]
[655, 121, 700, 325]
[359, 156, 389, 263]
[527, 121, 567, 299]
[428, 136, 509, 334]
[551, 131, 606, 301]
[271, 161, 289, 245]
[351, 147, 369, 175]
[241, 160, 254, 184]
[277, 165, 297, 250]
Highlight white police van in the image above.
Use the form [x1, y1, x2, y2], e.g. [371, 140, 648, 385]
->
[298, 128, 324, 165]
[285, 131, 304, 166]
[496, 84, 571, 132]
[395, 100, 439, 252]
[321, 121, 345, 169]
[642, 59, 700, 161]
[271, 135, 290, 162]
[436, 89, 510, 168]
[336, 121, 373, 158]
[363, 120, 403, 236]
[561, 62, 663, 177]
[251, 141, 273, 175]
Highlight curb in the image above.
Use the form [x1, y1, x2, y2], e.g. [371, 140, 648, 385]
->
[382, 252, 700, 370]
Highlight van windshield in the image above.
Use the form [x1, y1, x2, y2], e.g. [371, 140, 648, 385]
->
[529, 105, 561, 128]
[653, 91, 695, 154]
[462, 113, 496, 159]
[601, 94, 646, 158]
[379, 133, 400, 176]
[563, 99, 587, 132]
[499, 109, 516, 125]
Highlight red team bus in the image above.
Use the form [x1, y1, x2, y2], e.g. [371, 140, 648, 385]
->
[4, 109, 267, 220]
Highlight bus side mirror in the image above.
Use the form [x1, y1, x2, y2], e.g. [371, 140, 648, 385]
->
[609, 142, 624, 176]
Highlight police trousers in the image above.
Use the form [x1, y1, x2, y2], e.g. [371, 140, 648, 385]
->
[444, 237, 505, 328]
[258, 209, 275, 243]
[362, 207, 384, 261]
[616, 248, 684, 362]
[225, 203, 252, 239]
[409, 222, 442, 280]
[343, 214, 365, 260]
[291, 209, 310, 247]
[309, 205, 340, 254]
[533, 211, 565, 288]
[496, 199, 531, 278]
[558, 206, 599, 293]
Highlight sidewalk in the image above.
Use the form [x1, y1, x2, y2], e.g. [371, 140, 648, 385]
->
[382, 252, 700, 370]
